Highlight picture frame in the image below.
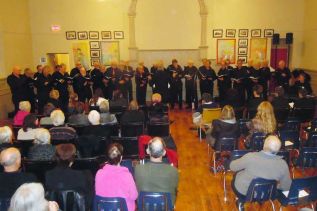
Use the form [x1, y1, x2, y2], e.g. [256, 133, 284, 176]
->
[226, 29, 236, 38]
[238, 39, 248, 47]
[239, 29, 249, 37]
[89, 41, 100, 49]
[213, 29, 223, 38]
[91, 58, 100, 66]
[216, 39, 236, 64]
[114, 31, 124, 39]
[89, 31, 99, 40]
[238, 56, 247, 64]
[264, 29, 274, 37]
[251, 29, 261, 37]
[238, 47, 248, 55]
[77, 31, 88, 40]
[101, 31, 112, 39]
[90, 50, 100, 58]
[101, 41, 120, 66]
[66, 31, 76, 40]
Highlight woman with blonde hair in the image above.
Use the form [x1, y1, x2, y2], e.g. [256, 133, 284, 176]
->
[47, 89, 60, 108]
[207, 105, 240, 150]
[245, 101, 277, 148]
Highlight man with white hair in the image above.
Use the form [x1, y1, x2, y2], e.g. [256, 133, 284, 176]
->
[0, 148, 37, 198]
[230, 135, 291, 200]
[135, 137, 179, 204]
[0, 126, 13, 150]
[49, 110, 77, 141]
[28, 128, 55, 160]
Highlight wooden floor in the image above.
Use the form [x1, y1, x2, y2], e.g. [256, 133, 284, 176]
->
[169, 109, 298, 211]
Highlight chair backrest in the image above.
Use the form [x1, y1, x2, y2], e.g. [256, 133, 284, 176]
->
[218, 137, 236, 152]
[278, 129, 300, 149]
[13, 139, 34, 158]
[0, 198, 10, 211]
[147, 123, 170, 137]
[94, 195, 128, 211]
[297, 147, 317, 168]
[72, 156, 104, 176]
[120, 159, 134, 175]
[234, 107, 244, 120]
[251, 132, 266, 151]
[101, 124, 119, 137]
[311, 119, 317, 131]
[111, 137, 139, 159]
[230, 150, 253, 161]
[286, 175, 317, 205]
[12, 126, 22, 139]
[238, 119, 250, 136]
[121, 122, 144, 137]
[23, 159, 57, 183]
[109, 105, 127, 114]
[47, 190, 87, 211]
[294, 107, 315, 123]
[307, 131, 317, 147]
[274, 108, 290, 124]
[69, 125, 86, 136]
[283, 118, 300, 131]
[276, 150, 290, 166]
[137, 192, 173, 211]
[202, 108, 222, 124]
[245, 178, 277, 203]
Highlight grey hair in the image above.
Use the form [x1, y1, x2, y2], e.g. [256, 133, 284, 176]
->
[88, 110, 100, 125]
[0, 148, 20, 167]
[34, 128, 51, 145]
[263, 135, 282, 154]
[0, 126, 13, 144]
[50, 110, 65, 126]
[9, 183, 49, 211]
[148, 137, 166, 158]
[99, 100, 110, 113]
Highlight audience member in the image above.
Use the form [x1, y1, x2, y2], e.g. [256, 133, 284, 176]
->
[247, 85, 264, 118]
[0, 148, 37, 198]
[135, 137, 178, 204]
[99, 100, 117, 125]
[207, 105, 240, 150]
[110, 90, 128, 107]
[49, 110, 77, 141]
[89, 88, 106, 108]
[222, 88, 244, 108]
[47, 89, 60, 108]
[39, 103, 55, 126]
[9, 183, 59, 211]
[230, 135, 291, 199]
[148, 93, 169, 124]
[196, 93, 218, 114]
[28, 128, 55, 160]
[271, 86, 289, 109]
[67, 102, 90, 126]
[95, 144, 138, 211]
[83, 110, 112, 137]
[17, 114, 39, 140]
[245, 101, 277, 148]
[13, 101, 31, 126]
[45, 144, 93, 207]
[0, 126, 13, 151]
[120, 100, 145, 125]
[294, 87, 315, 110]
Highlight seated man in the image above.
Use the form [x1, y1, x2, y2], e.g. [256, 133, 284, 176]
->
[49, 110, 77, 141]
[247, 85, 264, 118]
[294, 87, 315, 109]
[230, 135, 291, 205]
[0, 126, 13, 152]
[135, 137, 178, 204]
[148, 93, 169, 124]
[196, 93, 218, 114]
[67, 102, 90, 126]
[0, 147, 37, 198]
[271, 86, 289, 109]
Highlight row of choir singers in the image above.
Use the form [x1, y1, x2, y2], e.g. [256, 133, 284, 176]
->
[7, 59, 312, 114]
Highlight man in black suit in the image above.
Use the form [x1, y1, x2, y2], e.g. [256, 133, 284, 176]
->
[184, 60, 198, 109]
[34, 64, 43, 79]
[36, 66, 53, 114]
[0, 148, 37, 198]
[105, 61, 122, 100]
[149, 61, 170, 104]
[217, 60, 232, 103]
[275, 60, 291, 94]
[90, 61, 103, 92]
[7, 66, 27, 113]
[232, 59, 248, 105]
[198, 59, 217, 98]
[167, 59, 184, 109]
[23, 68, 36, 113]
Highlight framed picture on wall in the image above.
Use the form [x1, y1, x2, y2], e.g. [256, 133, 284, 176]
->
[238, 56, 247, 64]
[91, 58, 100, 66]
[216, 39, 236, 64]
[101, 41, 120, 65]
[90, 50, 100, 58]
[66, 31, 76, 40]
[89, 41, 100, 49]
[251, 29, 261, 37]
[264, 29, 274, 37]
[101, 31, 111, 39]
[114, 31, 124, 39]
[239, 29, 248, 37]
[238, 39, 248, 47]
[89, 31, 99, 40]
[250, 38, 267, 61]
[78, 31, 88, 40]
[226, 29, 236, 38]
[238, 47, 248, 55]
[213, 29, 223, 38]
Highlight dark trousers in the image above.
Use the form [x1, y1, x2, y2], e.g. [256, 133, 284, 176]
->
[136, 87, 147, 105]
[186, 85, 198, 109]
[200, 82, 214, 98]
[170, 85, 183, 108]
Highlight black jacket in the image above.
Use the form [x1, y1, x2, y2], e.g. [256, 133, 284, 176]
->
[211, 119, 240, 150]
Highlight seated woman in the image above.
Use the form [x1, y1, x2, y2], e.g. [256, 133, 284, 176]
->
[68, 102, 89, 126]
[17, 114, 40, 140]
[40, 103, 55, 126]
[67, 92, 79, 115]
[0, 126, 13, 151]
[196, 93, 219, 114]
[28, 128, 55, 160]
[89, 88, 106, 109]
[47, 89, 60, 109]
[13, 101, 31, 126]
[82, 110, 112, 138]
[245, 101, 277, 148]
[120, 100, 145, 125]
[45, 144, 93, 207]
[95, 143, 138, 211]
[207, 105, 240, 150]
[49, 110, 77, 141]
[148, 93, 169, 124]
[110, 90, 128, 107]
[99, 100, 117, 125]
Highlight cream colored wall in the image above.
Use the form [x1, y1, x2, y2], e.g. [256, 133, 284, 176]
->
[301, 0, 317, 70]
[207, 0, 305, 68]
[28, 0, 130, 69]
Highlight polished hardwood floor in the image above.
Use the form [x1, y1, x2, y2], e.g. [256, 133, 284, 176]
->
[169, 109, 298, 211]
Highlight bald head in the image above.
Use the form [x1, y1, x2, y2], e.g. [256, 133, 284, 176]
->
[147, 137, 166, 159]
[12, 66, 21, 76]
[263, 135, 281, 154]
[0, 148, 21, 171]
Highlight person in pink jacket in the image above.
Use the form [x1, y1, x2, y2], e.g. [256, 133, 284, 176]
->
[95, 143, 138, 211]
[13, 101, 31, 126]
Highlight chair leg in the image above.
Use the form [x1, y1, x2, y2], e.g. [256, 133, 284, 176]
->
[213, 152, 217, 175]
[199, 127, 202, 142]
[223, 171, 228, 202]
[311, 202, 315, 211]
[269, 200, 276, 211]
